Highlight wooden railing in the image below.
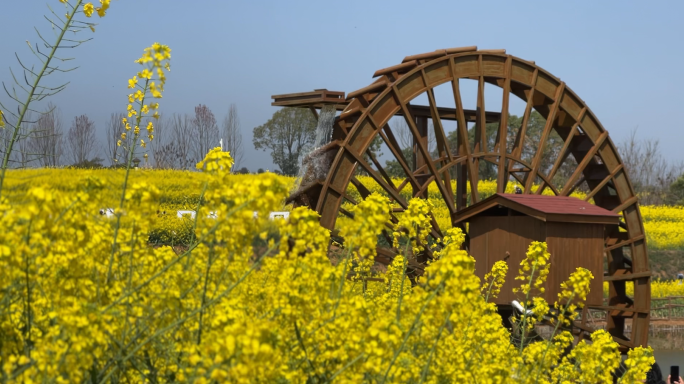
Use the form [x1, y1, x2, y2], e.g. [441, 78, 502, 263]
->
[590, 297, 684, 321]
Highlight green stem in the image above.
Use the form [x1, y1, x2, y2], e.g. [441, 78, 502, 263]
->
[196, 246, 215, 345]
[531, 293, 577, 384]
[381, 282, 444, 383]
[418, 309, 452, 383]
[395, 234, 412, 322]
[106, 80, 149, 284]
[518, 261, 539, 354]
[0, 0, 84, 197]
[98, 242, 276, 384]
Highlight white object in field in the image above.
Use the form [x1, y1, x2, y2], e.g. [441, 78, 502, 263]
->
[269, 211, 289, 220]
[177, 210, 196, 219]
[252, 211, 290, 220]
[220, 138, 223, 151]
[511, 300, 534, 316]
[99, 208, 114, 218]
[207, 211, 218, 219]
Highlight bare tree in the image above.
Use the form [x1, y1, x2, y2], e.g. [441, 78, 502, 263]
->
[152, 114, 191, 170]
[394, 117, 436, 153]
[14, 111, 35, 168]
[28, 103, 63, 167]
[222, 103, 243, 169]
[162, 113, 194, 169]
[105, 112, 128, 166]
[618, 128, 683, 205]
[66, 114, 98, 166]
[191, 104, 219, 162]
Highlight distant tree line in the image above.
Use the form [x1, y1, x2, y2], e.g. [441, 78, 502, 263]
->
[0, 103, 245, 171]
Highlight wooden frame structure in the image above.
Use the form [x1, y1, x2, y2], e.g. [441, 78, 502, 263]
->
[273, 46, 651, 352]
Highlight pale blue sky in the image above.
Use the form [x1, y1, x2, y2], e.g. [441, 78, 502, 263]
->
[1, 0, 683, 171]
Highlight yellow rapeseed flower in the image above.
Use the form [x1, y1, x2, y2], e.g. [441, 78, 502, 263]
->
[128, 76, 138, 89]
[83, 2, 94, 17]
[139, 68, 152, 80]
[96, 0, 110, 17]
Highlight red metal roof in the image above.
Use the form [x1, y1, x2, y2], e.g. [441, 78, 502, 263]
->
[452, 193, 620, 225]
[496, 193, 619, 217]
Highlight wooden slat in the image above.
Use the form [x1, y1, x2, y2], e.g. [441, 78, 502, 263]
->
[589, 305, 649, 315]
[585, 164, 624, 201]
[612, 195, 639, 214]
[603, 270, 651, 282]
[393, 86, 457, 215]
[605, 234, 645, 252]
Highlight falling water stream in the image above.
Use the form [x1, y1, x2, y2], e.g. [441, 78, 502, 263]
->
[291, 105, 338, 193]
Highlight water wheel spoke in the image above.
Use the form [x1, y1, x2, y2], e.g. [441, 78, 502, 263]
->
[379, 124, 420, 189]
[560, 131, 608, 195]
[449, 60, 479, 204]
[524, 82, 566, 192]
[366, 148, 396, 191]
[496, 57, 513, 192]
[535, 122, 581, 195]
[393, 87, 456, 215]
[507, 69, 539, 182]
[345, 147, 408, 209]
[424, 82, 455, 200]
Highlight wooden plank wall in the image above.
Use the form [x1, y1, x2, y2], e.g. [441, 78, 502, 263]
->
[470, 216, 545, 305]
[546, 223, 604, 306]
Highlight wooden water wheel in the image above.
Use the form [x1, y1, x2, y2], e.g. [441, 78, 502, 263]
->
[274, 47, 650, 352]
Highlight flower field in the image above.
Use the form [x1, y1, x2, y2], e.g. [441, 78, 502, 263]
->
[0, 163, 654, 382]
[5, 170, 683, 251]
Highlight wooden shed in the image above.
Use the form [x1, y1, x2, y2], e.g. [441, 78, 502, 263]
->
[453, 193, 620, 307]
